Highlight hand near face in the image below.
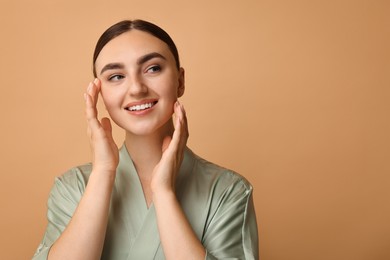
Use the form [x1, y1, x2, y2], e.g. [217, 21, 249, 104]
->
[84, 78, 119, 174]
[151, 101, 189, 194]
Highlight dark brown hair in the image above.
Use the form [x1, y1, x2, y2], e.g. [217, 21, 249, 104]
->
[93, 19, 180, 77]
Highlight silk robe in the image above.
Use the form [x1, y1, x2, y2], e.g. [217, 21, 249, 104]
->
[33, 145, 258, 259]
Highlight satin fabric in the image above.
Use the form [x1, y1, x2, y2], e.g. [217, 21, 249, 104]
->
[33, 145, 258, 259]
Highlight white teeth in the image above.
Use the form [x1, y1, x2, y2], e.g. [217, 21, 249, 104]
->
[128, 102, 154, 111]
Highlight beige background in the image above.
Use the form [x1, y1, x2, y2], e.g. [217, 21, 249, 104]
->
[0, 0, 389, 259]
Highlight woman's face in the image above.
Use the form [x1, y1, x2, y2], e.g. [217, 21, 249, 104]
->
[95, 30, 185, 136]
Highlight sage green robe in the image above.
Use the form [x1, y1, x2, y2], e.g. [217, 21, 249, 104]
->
[33, 145, 258, 259]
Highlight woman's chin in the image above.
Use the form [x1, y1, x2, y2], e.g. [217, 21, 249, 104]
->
[124, 122, 174, 138]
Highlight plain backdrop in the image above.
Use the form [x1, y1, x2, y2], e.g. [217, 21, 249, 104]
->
[0, 0, 389, 259]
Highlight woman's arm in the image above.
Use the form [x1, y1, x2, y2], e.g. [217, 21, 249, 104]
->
[151, 102, 206, 260]
[48, 79, 119, 260]
[47, 169, 114, 260]
[153, 190, 206, 259]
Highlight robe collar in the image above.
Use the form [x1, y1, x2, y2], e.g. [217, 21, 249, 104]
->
[113, 144, 196, 259]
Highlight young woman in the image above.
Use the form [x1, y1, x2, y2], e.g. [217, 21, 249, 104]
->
[33, 19, 258, 260]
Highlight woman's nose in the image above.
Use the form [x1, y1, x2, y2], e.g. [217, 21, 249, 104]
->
[127, 76, 147, 96]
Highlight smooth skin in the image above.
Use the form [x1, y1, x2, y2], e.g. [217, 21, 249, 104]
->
[48, 30, 206, 260]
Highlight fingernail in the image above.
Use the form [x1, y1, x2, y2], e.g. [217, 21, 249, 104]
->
[87, 82, 93, 92]
[93, 78, 99, 84]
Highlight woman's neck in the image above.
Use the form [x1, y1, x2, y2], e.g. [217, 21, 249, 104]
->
[124, 121, 174, 178]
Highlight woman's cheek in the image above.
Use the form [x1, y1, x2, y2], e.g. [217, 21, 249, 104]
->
[99, 89, 111, 109]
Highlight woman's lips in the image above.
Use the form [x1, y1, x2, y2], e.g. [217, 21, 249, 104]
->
[125, 99, 158, 113]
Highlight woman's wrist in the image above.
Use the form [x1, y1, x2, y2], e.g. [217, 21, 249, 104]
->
[152, 187, 176, 204]
[90, 168, 117, 183]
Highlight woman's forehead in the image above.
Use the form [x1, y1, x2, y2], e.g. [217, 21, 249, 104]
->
[95, 30, 172, 66]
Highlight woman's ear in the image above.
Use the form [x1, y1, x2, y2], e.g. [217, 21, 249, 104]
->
[177, 67, 185, 97]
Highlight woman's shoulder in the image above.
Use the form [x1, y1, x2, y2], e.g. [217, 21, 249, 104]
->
[53, 163, 93, 191]
[185, 148, 253, 193]
[45, 163, 93, 207]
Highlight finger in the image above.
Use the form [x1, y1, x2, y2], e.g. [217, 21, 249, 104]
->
[179, 102, 189, 140]
[176, 101, 189, 145]
[176, 102, 189, 162]
[86, 78, 100, 107]
[101, 117, 115, 143]
[91, 78, 101, 107]
[169, 101, 183, 150]
[161, 136, 172, 153]
[168, 101, 189, 163]
[85, 83, 101, 131]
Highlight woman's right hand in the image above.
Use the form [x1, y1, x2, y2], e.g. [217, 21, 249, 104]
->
[84, 78, 119, 174]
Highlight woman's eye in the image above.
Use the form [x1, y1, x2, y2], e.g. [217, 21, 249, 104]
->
[146, 65, 161, 73]
[108, 74, 124, 81]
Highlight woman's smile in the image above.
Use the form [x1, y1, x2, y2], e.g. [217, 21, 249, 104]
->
[124, 99, 158, 115]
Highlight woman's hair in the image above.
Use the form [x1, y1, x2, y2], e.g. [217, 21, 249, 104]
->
[93, 19, 180, 77]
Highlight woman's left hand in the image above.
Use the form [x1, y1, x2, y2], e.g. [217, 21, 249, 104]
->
[151, 102, 205, 259]
[151, 101, 189, 195]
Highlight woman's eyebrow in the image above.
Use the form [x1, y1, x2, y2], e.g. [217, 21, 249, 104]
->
[100, 63, 124, 76]
[137, 52, 166, 65]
